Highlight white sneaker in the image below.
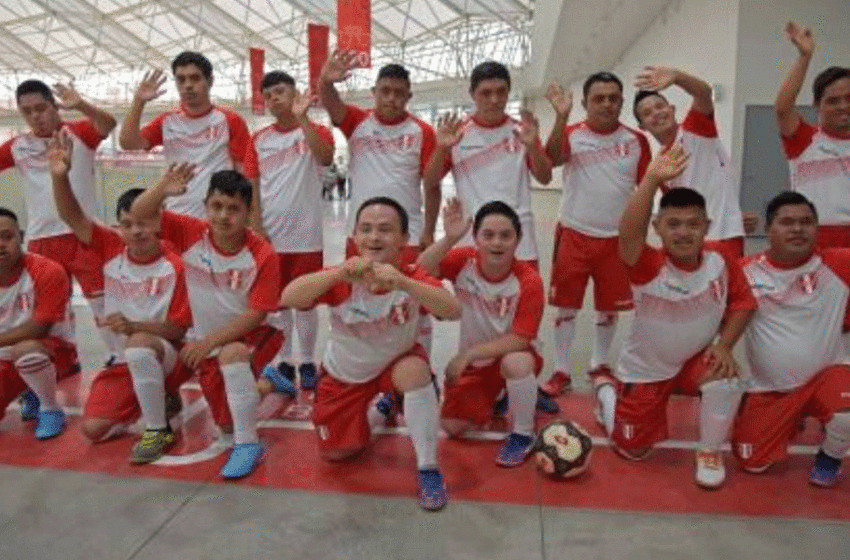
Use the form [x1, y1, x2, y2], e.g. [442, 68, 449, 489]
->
[695, 449, 726, 489]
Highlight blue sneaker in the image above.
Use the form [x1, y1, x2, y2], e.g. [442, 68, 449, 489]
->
[261, 364, 297, 398]
[417, 468, 448, 511]
[375, 392, 396, 420]
[299, 363, 317, 391]
[34, 410, 65, 440]
[809, 450, 842, 488]
[536, 388, 560, 414]
[492, 392, 508, 416]
[496, 433, 534, 467]
[221, 442, 265, 479]
[19, 390, 40, 421]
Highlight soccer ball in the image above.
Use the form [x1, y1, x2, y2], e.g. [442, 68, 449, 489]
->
[533, 420, 593, 478]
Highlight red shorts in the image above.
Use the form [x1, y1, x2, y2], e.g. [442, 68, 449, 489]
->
[28, 233, 104, 298]
[313, 344, 429, 453]
[172, 326, 283, 428]
[345, 237, 420, 266]
[83, 361, 185, 424]
[549, 225, 633, 311]
[277, 251, 323, 289]
[0, 337, 77, 415]
[612, 350, 708, 452]
[441, 350, 543, 426]
[732, 364, 850, 470]
[816, 225, 850, 249]
[710, 237, 745, 259]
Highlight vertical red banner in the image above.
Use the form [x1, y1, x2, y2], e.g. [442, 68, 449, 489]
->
[307, 23, 330, 93]
[249, 47, 265, 115]
[337, 0, 371, 68]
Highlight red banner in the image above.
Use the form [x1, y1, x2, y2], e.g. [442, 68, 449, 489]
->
[337, 0, 371, 68]
[307, 23, 330, 94]
[249, 47, 265, 115]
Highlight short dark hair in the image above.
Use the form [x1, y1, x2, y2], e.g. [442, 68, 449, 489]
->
[813, 66, 850, 105]
[583, 71, 623, 98]
[16, 80, 55, 105]
[116, 188, 146, 219]
[172, 51, 213, 81]
[355, 196, 409, 235]
[206, 170, 252, 206]
[633, 90, 668, 124]
[659, 187, 706, 211]
[376, 64, 410, 86]
[470, 61, 511, 93]
[261, 70, 295, 90]
[765, 191, 818, 226]
[0, 207, 19, 223]
[473, 201, 521, 238]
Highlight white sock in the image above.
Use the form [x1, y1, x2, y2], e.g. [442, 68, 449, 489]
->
[295, 309, 318, 363]
[272, 309, 294, 364]
[591, 312, 617, 370]
[506, 374, 537, 437]
[553, 308, 578, 374]
[596, 383, 617, 436]
[88, 295, 123, 359]
[416, 314, 433, 354]
[699, 379, 743, 450]
[220, 362, 260, 445]
[15, 352, 59, 411]
[125, 347, 167, 430]
[403, 385, 439, 470]
[823, 412, 850, 459]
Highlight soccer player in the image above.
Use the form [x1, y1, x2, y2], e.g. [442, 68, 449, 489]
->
[540, 72, 651, 401]
[120, 52, 251, 219]
[131, 168, 282, 479]
[633, 66, 747, 257]
[733, 192, 850, 487]
[280, 197, 461, 511]
[418, 199, 545, 467]
[244, 70, 334, 392]
[612, 145, 756, 488]
[775, 22, 850, 248]
[48, 133, 191, 463]
[0, 207, 75, 440]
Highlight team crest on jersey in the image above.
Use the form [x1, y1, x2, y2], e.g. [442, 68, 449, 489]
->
[143, 277, 162, 297]
[401, 134, 416, 150]
[296, 139, 308, 155]
[617, 142, 631, 157]
[710, 278, 723, 302]
[799, 272, 817, 295]
[227, 269, 243, 290]
[17, 292, 32, 313]
[497, 295, 510, 318]
[390, 302, 411, 325]
[504, 136, 522, 153]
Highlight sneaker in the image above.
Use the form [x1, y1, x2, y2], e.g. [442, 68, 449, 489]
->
[809, 450, 842, 488]
[695, 449, 726, 489]
[261, 364, 297, 398]
[535, 388, 560, 414]
[277, 361, 296, 381]
[34, 410, 65, 440]
[496, 433, 534, 467]
[299, 363, 318, 391]
[19, 390, 40, 421]
[492, 391, 508, 416]
[130, 428, 176, 464]
[221, 442, 265, 479]
[540, 371, 571, 396]
[593, 376, 616, 432]
[417, 468, 448, 511]
[375, 393, 396, 420]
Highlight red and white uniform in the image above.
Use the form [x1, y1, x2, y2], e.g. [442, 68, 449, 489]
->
[441, 116, 541, 260]
[141, 106, 250, 218]
[339, 106, 435, 243]
[665, 109, 744, 242]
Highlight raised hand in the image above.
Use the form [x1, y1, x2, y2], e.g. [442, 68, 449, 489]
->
[515, 109, 540, 148]
[158, 162, 196, 196]
[292, 90, 316, 121]
[436, 113, 464, 148]
[634, 66, 676, 92]
[546, 83, 573, 119]
[647, 144, 689, 183]
[46, 130, 73, 176]
[785, 21, 814, 57]
[442, 197, 471, 242]
[320, 50, 359, 83]
[134, 69, 167, 103]
[52, 83, 84, 111]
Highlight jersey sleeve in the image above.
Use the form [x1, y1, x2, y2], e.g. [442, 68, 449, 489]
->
[408, 264, 443, 288]
[88, 222, 125, 263]
[627, 245, 666, 285]
[247, 243, 282, 312]
[781, 119, 818, 159]
[418, 121, 436, 176]
[681, 107, 718, 138]
[0, 139, 14, 171]
[225, 111, 251, 165]
[338, 105, 370, 138]
[164, 253, 193, 328]
[315, 124, 336, 151]
[140, 113, 166, 149]
[635, 131, 652, 182]
[65, 119, 105, 150]
[723, 255, 758, 313]
[242, 134, 260, 180]
[159, 211, 207, 253]
[30, 257, 70, 324]
[316, 280, 353, 306]
[438, 246, 475, 281]
[512, 266, 545, 340]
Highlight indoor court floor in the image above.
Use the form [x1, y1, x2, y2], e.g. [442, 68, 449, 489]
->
[0, 190, 847, 560]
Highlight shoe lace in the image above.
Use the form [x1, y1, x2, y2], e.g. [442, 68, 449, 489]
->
[698, 450, 722, 470]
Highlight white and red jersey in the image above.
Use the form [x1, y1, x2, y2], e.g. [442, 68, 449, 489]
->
[158, 212, 280, 342]
[664, 109, 744, 241]
[616, 244, 756, 383]
[243, 123, 334, 253]
[0, 253, 73, 359]
[339, 105, 435, 243]
[439, 247, 544, 366]
[141, 106, 250, 218]
[742, 249, 850, 391]
[557, 121, 651, 238]
[442, 115, 541, 260]
[782, 120, 850, 226]
[88, 223, 191, 359]
[0, 120, 104, 240]
[317, 265, 440, 383]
